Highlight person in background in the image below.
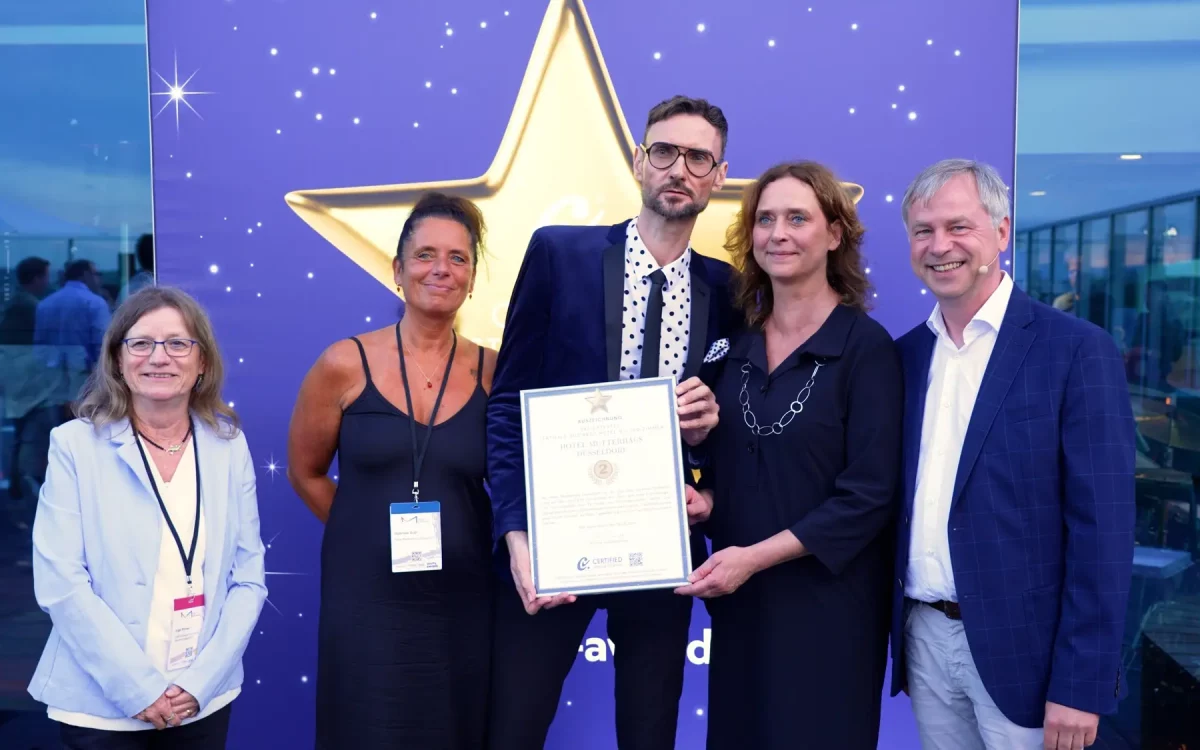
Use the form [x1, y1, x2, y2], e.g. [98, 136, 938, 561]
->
[1, 257, 53, 523]
[28, 286, 267, 749]
[677, 161, 902, 749]
[288, 192, 497, 749]
[34, 257, 111, 372]
[0, 256, 51, 346]
[485, 95, 730, 750]
[121, 234, 156, 303]
[891, 159, 1136, 750]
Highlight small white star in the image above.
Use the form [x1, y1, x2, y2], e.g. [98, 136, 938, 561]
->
[446, 27, 454, 36]
[413, 122, 419, 128]
[186, 171, 192, 178]
[653, 51, 662, 60]
[353, 117, 361, 125]
[885, 194, 894, 202]
[865, 267, 872, 274]
[697, 23, 706, 32]
[504, 10, 510, 15]
[954, 49, 961, 56]
[425, 81, 432, 88]
[851, 22, 858, 30]
[481, 21, 488, 28]
[294, 90, 303, 98]
[920, 289, 928, 295]
[225, 286, 232, 292]
[209, 264, 219, 274]
[307, 271, 314, 279]
[567, 700, 573, 706]
[898, 84, 906, 91]
[370, 11, 377, 19]
[696, 708, 705, 717]
[329, 68, 336, 75]
[239, 358, 244, 363]
[849, 107, 855, 114]
[315, 113, 323, 121]
[228, 401, 235, 407]
[301, 675, 308, 683]
[927, 39, 933, 45]
[151, 53, 214, 134]
[451, 87, 458, 94]
[257, 221, 263, 227]
[247, 227, 253, 234]
[768, 39, 776, 47]
[265, 456, 283, 479]
[908, 111, 918, 121]
[276, 128, 282, 134]
[311, 66, 320, 75]
[891, 103, 898, 109]
[270, 48, 278, 56]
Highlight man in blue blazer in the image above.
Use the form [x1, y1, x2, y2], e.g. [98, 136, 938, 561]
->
[890, 159, 1135, 750]
[486, 95, 738, 750]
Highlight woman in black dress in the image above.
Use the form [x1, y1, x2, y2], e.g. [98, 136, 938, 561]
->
[287, 192, 496, 749]
[677, 162, 903, 749]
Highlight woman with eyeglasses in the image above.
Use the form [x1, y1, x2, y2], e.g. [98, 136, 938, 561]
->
[28, 286, 267, 749]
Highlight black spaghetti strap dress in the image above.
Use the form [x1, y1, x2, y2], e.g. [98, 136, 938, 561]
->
[315, 338, 493, 750]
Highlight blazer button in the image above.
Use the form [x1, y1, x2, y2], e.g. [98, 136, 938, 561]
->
[747, 442, 755, 454]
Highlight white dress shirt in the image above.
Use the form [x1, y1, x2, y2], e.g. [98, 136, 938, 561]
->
[619, 217, 693, 380]
[905, 272, 1014, 603]
[49, 440, 238, 730]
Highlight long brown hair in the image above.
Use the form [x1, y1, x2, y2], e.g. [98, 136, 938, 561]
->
[724, 161, 871, 328]
[75, 286, 240, 437]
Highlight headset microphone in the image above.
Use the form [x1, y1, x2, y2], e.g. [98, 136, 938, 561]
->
[978, 251, 1001, 276]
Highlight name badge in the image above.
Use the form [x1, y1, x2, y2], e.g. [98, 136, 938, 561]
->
[390, 502, 443, 573]
[167, 594, 205, 671]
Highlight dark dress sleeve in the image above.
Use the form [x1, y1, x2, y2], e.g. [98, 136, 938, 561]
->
[789, 336, 904, 575]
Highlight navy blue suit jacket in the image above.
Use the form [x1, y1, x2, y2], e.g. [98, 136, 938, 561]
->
[486, 220, 737, 565]
[890, 285, 1136, 728]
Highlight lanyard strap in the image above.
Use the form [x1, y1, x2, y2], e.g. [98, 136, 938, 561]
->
[134, 416, 202, 590]
[396, 322, 456, 503]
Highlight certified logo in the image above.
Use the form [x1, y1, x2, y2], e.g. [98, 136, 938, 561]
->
[589, 459, 617, 485]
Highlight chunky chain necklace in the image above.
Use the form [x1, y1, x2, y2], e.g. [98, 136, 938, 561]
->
[738, 359, 825, 436]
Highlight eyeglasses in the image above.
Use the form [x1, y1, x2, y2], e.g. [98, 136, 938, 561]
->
[641, 142, 720, 178]
[122, 338, 199, 357]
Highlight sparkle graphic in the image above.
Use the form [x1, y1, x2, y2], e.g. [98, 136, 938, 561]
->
[263, 455, 283, 480]
[151, 53, 214, 134]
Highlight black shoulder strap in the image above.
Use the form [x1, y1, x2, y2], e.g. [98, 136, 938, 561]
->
[476, 344, 485, 385]
[349, 336, 371, 382]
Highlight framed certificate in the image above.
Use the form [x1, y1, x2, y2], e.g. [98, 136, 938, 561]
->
[520, 376, 692, 596]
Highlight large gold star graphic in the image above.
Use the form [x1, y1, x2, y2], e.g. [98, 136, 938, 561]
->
[284, 0, 863, 348]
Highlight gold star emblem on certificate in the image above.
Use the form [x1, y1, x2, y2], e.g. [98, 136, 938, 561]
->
[586, 388, 612, 413]
[284, 0, 862, 349]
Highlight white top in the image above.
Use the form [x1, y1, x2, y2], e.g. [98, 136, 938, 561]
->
[618, 217, 693, 380]
[905, 272, 1014, 603]
[49, 439, 239, 730]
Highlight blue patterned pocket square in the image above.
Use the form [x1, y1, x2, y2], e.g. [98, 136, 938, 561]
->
[703, 338, 730, 363]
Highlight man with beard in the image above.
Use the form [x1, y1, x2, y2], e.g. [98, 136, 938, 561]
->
[486, 95, 738, 750]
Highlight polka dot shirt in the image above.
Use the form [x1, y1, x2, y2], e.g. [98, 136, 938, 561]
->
[619, 218, 692, 380]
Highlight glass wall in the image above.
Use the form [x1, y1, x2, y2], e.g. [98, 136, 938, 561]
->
[1012, 195, 1200, 748]
[0, 3, 152, 746]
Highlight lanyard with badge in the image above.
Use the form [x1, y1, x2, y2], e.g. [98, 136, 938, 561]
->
[389, 322, 453, 573]
[134, 417, 204, 672]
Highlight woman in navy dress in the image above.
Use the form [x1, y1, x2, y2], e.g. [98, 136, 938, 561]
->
[287, 193, 496, 749]
[677, 162, 903, 749]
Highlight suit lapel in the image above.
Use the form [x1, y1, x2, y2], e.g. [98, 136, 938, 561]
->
[110, 419, 162, 589]
[682, 260, 711, 381]
[949, 293, 1036, 510]
[196, 421, 230, 623]
[602, 242, 625, 382]
[904, 331, 935, 514]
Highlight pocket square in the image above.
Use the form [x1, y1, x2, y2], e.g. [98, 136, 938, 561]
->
[703, 338, 730, 363]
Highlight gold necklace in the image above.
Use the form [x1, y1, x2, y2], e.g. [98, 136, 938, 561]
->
[402, 342, 451, 389]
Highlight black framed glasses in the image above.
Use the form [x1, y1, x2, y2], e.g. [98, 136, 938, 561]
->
[122, 338, 199, 357]
[641, 142, 720, 178]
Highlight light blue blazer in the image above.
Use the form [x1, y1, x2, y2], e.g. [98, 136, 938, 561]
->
[27, 416, 267, 719]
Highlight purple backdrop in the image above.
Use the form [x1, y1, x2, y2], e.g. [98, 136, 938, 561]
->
[145, 1, 1017, 747]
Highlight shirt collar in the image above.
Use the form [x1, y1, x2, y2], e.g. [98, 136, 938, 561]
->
[926, 271, 1014, 341]
[626, 216, 692, 284]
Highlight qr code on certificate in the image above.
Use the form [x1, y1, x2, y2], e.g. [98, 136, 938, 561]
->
[411, 551, 422, 561]
[630, 553, 643, 567]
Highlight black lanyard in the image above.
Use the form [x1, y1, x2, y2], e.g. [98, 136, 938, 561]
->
[134, 417, 202, 593]
[396, 322, 456, 504]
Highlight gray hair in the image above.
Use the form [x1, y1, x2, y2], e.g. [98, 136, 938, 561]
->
[900, 159, 1011, 230]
